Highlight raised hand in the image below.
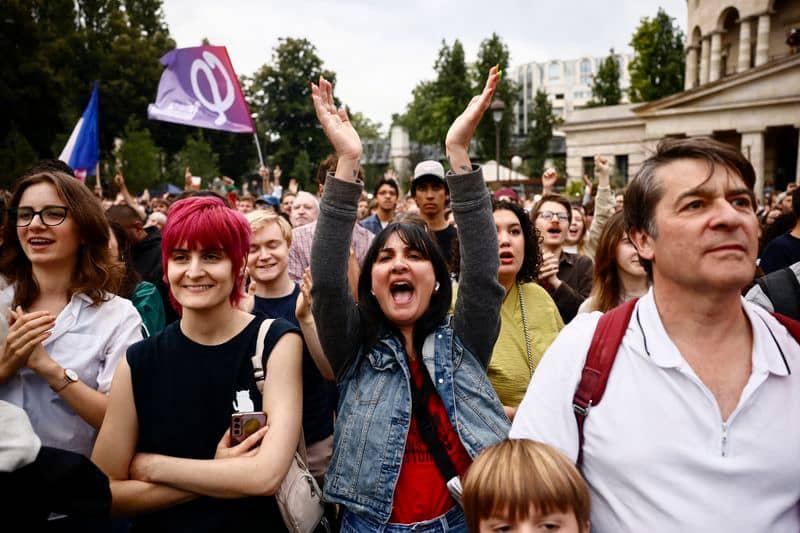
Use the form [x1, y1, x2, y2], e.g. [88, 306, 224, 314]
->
[295, 268, 313, 322]
[311, 76, 362, 179]
[538, 251, 562, 291]
[445, 65, 499, 173]
[594, 155, 610, 187]
[114, 172, 126, 189]
[541, 168, 557, 193]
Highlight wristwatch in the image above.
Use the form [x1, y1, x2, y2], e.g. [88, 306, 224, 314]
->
[53, 368, 79, 392]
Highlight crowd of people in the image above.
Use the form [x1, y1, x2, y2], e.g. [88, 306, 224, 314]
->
[1, 66, 800, 533]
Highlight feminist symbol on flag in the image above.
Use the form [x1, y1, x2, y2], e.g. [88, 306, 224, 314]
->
[148, 45, 255, 134]
[190, 51, 236, 126]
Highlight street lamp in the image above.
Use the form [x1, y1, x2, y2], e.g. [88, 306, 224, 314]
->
[489, 98, 505, 182]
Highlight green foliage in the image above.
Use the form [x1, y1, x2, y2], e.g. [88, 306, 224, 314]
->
[291, 150, 312, 185]
[118, 117, 162, 192]
[472, 33, 518, 162]
[398, 39, 473, 146]
[0, 125, 40, 188]
[524, 91, 558, 177]
[170, 131, 219, 187]
[628, 8, 685, 102]
[349, 111, 383, 139]
[587, 49, 622, 107]
[246, 37, 337, 191]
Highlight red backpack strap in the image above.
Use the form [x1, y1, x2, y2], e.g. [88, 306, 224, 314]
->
[772, 312, 800, 344]
[573, 298, 638, 466]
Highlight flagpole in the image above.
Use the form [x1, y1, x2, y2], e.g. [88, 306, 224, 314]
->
[95, 162, 101, 190]
[253, 132, 264, 167]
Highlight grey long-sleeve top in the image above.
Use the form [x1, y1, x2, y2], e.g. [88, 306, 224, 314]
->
[310, 167, 504, 379]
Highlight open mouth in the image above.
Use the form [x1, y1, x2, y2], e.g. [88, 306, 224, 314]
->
[28, 238, 54, 247]
[547, 228, 562, 237]
[499, 250, 515, 265]
[389, 281, 414, 304]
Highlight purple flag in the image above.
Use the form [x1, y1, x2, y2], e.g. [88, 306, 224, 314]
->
[148, 45, 255, 133]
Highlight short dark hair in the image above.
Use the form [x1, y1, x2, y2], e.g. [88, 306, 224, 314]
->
[624, 136, 756, 274]
[493, 200, 541, 282]
[106, 204, 145, 226]
[21, 159, 75, 178]
[531, 193, 573, 225]
[373, 177, 399, 197]
[316, 154, 364, 187]
[358, 223, 452, 357]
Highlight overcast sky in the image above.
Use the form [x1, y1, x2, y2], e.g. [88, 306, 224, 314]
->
[162, 0, 687, 133]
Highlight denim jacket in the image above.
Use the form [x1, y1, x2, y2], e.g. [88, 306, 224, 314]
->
[311, 167, 509, 523]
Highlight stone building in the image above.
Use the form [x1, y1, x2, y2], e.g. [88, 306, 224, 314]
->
[562, 0, 800, 200]
[512, 53, 634, 136]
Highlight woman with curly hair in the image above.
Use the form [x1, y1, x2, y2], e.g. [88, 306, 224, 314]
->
[490, 200, 563, 419]
[579, 211, 648, 313]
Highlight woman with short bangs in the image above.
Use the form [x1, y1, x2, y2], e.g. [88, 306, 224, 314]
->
[490, 200, 562, 419]
[310, 69, 509, 531]
[0, 169, 143, 465]
[92, 196, 302, 531]
[579, 211, 648, 313]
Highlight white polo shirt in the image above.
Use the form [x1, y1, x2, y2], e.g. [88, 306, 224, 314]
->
[511, 289, 800, 533]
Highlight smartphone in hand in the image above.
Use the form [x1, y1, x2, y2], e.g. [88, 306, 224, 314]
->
[230, 411, 267, 445]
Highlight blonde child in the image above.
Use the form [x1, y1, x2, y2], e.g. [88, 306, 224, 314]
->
[463, 439, 590, 532]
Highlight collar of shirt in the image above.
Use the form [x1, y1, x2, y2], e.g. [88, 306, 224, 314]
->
[635, 288, 792, 376]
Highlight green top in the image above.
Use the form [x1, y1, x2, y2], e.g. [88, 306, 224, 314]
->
[488, 282, 563, 407]
[131, 281, 166, 337]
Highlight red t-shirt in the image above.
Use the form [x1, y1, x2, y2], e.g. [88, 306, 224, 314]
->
[389, 357, 472, 524]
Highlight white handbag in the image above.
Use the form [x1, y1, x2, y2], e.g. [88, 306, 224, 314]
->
[251, 319, 325, 533]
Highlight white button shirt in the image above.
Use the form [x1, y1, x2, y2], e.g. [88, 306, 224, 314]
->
[511, 289, 800, 533]
[0, 288, 143, 457]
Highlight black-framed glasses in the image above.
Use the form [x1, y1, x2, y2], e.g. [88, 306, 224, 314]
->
[537, 210, 569, 222]
[9, 206, 69, 227]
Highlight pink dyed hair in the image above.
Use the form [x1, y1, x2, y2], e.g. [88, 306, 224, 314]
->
[161, 196, 250, 313]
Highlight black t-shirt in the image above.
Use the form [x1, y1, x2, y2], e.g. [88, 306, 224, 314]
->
[127, 315, 296, 532]
[254, 285, 336, 445]
[434, 224, 459, 274]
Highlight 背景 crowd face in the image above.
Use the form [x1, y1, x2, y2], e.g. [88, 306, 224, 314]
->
[16, 182, 81, 271]
[247, 222, 290, 285]
[376, 183, 399, 213]
[494, 209, 525, 283]
[414, 180, 447, 219]
[535, 201, 570, 251]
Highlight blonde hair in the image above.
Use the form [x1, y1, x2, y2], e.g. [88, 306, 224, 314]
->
[245, 209, 293, 246]
[463, 439, 590, 533]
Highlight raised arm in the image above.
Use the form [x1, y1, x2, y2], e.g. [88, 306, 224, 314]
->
[309, 76, 364, 378]
[446, 67, 505, 367]
[584, 155, 613, 260]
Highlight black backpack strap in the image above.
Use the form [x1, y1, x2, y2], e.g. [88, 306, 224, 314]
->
[573, 298, 638, 466]
[757, 268, 800, 320]
[408, 361, 459, 483]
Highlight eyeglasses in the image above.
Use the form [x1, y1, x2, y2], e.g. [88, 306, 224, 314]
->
[9, 206, 69, 227]
[537, 210, 569, 222]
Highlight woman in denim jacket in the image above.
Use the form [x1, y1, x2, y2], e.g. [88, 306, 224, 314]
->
[309, 68, 510, 532]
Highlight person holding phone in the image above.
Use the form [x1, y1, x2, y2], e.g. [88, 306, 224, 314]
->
[309, 68, 509, 532]
[92, 196, 302, 532]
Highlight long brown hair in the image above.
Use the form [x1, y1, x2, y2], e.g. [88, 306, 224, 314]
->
[0, 170, 122, 308]
[587, 211, 628, 312]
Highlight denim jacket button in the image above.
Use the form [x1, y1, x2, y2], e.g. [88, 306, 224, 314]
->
[437, 334, 442, 339]
[438, 378, 444, 384]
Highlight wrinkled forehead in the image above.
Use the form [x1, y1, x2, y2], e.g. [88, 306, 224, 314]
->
[655, 158, 750, 199]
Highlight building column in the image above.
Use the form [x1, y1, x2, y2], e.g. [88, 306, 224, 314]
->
[795, 126, 800, 185]
[741, 131, 766, 201]
[755, 13, 771, 67]
[685, 46, 699, 90]
[709, 32, 722, 82]
[737, 18, 752, 72]
[699, 37, 710, 85]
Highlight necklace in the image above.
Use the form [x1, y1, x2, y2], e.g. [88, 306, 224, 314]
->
[516, 280, 534, 376]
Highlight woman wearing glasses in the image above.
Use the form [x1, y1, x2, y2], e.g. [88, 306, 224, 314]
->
[531, 194, 593, 324]
[0, 169, 142, 471]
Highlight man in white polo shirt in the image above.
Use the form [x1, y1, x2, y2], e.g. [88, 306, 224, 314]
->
[511, 137, 800, 533]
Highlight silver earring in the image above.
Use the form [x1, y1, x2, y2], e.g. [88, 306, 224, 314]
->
[370, 289, 375, 296]
[434, 281, 440, 292]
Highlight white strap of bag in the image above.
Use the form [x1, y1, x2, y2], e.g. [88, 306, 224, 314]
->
[250, 318, 311, 465]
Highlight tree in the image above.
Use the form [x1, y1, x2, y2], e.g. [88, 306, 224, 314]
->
[349, 111, 383, 139]
[398, 39, 473, 147]
[291, 150, 312, 186]
[0, 125, 39, 188]
[246, 38, 336, 191]
[472, 33, 518, 162]
[628, 8, 685, 102]
[587, 49, 622, 107]
[524, 90, 558, 177]
[117, 117, 162, 193]
[169, 131, 219, 186]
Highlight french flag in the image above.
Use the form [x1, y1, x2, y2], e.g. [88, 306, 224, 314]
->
[59, 82, 99, 182]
